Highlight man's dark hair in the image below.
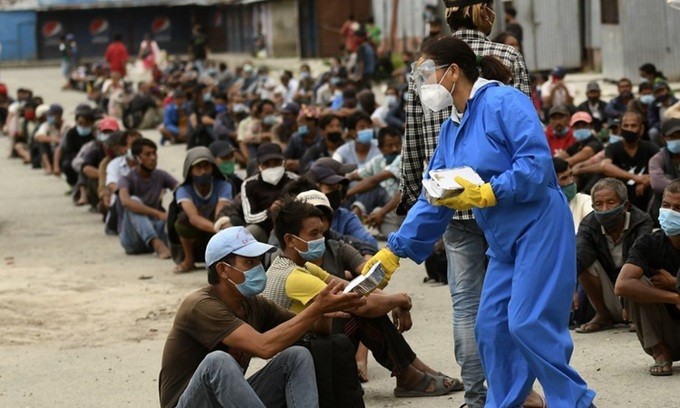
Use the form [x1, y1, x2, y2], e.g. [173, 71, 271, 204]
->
[319, 113, 341, 131]
[618, 77, 632, 87]
[346, 110, 371, 131]
[639, 82, 653, 93]
[378, 126, 402, 147]
[505, 7, 517, 18]
[665, 178, 680, 196]
[207, 253, 236, 284]
[552, 157, 569, 174]
[121, 129, 142, 147]
[114, 33, 122, 42]
[622, 110, 643, 125]
[130, 137, 157, 156]
[274, 199, 323, 250]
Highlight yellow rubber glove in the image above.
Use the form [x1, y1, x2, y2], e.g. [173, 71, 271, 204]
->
[434, 176, 497, 210]
[360, 248, 400, 289]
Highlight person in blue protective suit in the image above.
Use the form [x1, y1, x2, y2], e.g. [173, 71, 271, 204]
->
[362, 36, 597, 408]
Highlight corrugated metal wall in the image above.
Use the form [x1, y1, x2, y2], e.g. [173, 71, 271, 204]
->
[512, 0, 582, 71]
[611, 0, 680, 81]
[0, 10, 37, 61]
[371, 0, 432, 51]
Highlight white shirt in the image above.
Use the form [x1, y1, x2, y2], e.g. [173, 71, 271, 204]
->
[569, 193, 594, 233]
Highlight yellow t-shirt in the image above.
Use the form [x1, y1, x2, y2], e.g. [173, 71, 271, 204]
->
[285, 268, 327, 314]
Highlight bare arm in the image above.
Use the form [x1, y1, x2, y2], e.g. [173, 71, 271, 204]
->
[346, 170, 394, 196]
[566, 146, 596, 166]
[119, 187, 166, 220]
[82, 165, 99, 180]
[602, 162, 648, 184]
[615, 264, 680, 305]
[222, 282, 363, 359]
[180, 199, 217, 233]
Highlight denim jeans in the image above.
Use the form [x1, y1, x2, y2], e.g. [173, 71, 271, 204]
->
[176, 347, 318, 408]
[443, 219, 488, 408]
[119, 197, 167, 254]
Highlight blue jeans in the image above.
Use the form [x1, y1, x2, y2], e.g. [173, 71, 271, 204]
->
[443, 219, 488, 408]
[119, 197, 167, 254]
[176, 347, 318, 408]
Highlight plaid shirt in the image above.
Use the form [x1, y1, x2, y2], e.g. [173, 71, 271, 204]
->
[400, 29, 531, 220]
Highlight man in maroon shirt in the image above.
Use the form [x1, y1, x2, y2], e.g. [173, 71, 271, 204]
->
[545, 104, 576, 155]
[105, 34, 129, 77]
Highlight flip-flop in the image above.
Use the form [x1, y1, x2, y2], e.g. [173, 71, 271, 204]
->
[649, 360, 673, 376]
[435, 372, 464, 392]
[394, 372, 455, 398]
[574, 321, 614, 334]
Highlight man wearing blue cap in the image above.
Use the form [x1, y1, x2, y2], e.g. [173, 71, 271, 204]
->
[159, 226, 364, 408]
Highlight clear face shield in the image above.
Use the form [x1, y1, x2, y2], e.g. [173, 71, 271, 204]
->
[412, 58, 453, 116]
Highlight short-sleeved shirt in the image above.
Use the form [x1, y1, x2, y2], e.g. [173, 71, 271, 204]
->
[106, 155, 131, 186]
[331, 140, 381, 170]
[176, 179, 233, 219]
[117, 168, 178, 210]
[566, 135, 603, 157]
[605, 140, 660, 178]
[159, 286, 294, 408]
[321, 239, 366, 279]
[358, 154, 402, 196]
[625, 230, 680, 319]
[82, 146, 105, 169]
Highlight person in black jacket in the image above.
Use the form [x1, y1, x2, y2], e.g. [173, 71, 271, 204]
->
[576, 81, 607, 133]
[575, 178, 654, 333]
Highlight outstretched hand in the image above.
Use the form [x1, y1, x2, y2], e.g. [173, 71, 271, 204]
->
[314, 281, 366, 315]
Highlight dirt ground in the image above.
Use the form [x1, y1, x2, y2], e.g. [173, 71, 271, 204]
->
[0, 65, 678, 408]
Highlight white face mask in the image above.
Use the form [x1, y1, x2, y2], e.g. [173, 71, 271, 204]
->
[419, 68, 454, 114]
[261, 166, 285, 185]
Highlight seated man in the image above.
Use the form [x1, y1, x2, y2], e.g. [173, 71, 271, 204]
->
[239, 142, 297, 242]
[33, 104, 68, 174]
[104, 129, 141, 235]
[172, 147, 233, 273]
[299, 113, 345, 173]
[615, 179, 680, 376]
[554, 111, 604, 168]
[545, 104, 576, 155]
[208, 140, 243, 194]
[78, 116, 121, 208]
[53, 105, 96, 191]
[553, 157, 593, 233]
[118, 138, 177, 258]
[332, 110, 381, 169]
[601, 110, 659, 211]
[305, 158, 378, 252]
[263, 199, 463, 397]
[649, 118, 680, 218]
[346, 126, 405, 236]
[125, 81, 160, 130]
[648, 82, 679, 147]
[159, 226, 364, 408]
[159, 90, 191, 144]
[284, 105, 321, 173]
[576, 178, 653, 333]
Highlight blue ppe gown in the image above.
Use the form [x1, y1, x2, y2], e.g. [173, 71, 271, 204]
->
[388, 80, 596, 408]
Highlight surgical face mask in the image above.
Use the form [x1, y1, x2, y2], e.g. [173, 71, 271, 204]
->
[261, 166, 285, 185]
[298, 125, 309, 135]
[193, 173, 213, 186]
[97, 132, 109, 143]
[294, 236, 326, 261]
[658, 208, 680, 236]
[621, 129, 639, 144]
[228, 263, 267, 297]
[555, 126, 568, 136]
[125, 149, 134, 161]
[215, 103, 227, 114]
[640, 94, 655, 105]
[47, 115, 56, 125]
[573, 129, 592, 142]
[666, 139, 680, 154]
[76, 126, 92, 136]
[330, 77, 341, 86]
[561, 183, 577, 202]
[385, 153, 398, 165]
[300, 71, 311, 80]
[594, 202, 627, 230]
[203, 92, 212, 102]
[385, 95, 398, 109]
[356, 128, 374, 145]
[262, 114, 277, 127]
[219, 161, 235, 175]
[326, 131, 343, 144]
[609, 134, 623, 144]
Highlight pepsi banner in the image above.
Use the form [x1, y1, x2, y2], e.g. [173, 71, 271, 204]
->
[37, 6, 194, 60]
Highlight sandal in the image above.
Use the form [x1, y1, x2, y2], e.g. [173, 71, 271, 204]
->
[394, 372, 456, 398]
[574, 320, 614, 334]
[649, 360, 673, 376]
[435, 372, 464, 392]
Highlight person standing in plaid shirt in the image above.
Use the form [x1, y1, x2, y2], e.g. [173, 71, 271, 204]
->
[398, 1, 533, 407]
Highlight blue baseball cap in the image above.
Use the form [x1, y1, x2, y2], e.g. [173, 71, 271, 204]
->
[205, 226, 276, 267]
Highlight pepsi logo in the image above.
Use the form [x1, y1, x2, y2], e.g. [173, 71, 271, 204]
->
[151, 17, 171, 34]
[90, 18, 109, 36]
[42, 20, 63, 38]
